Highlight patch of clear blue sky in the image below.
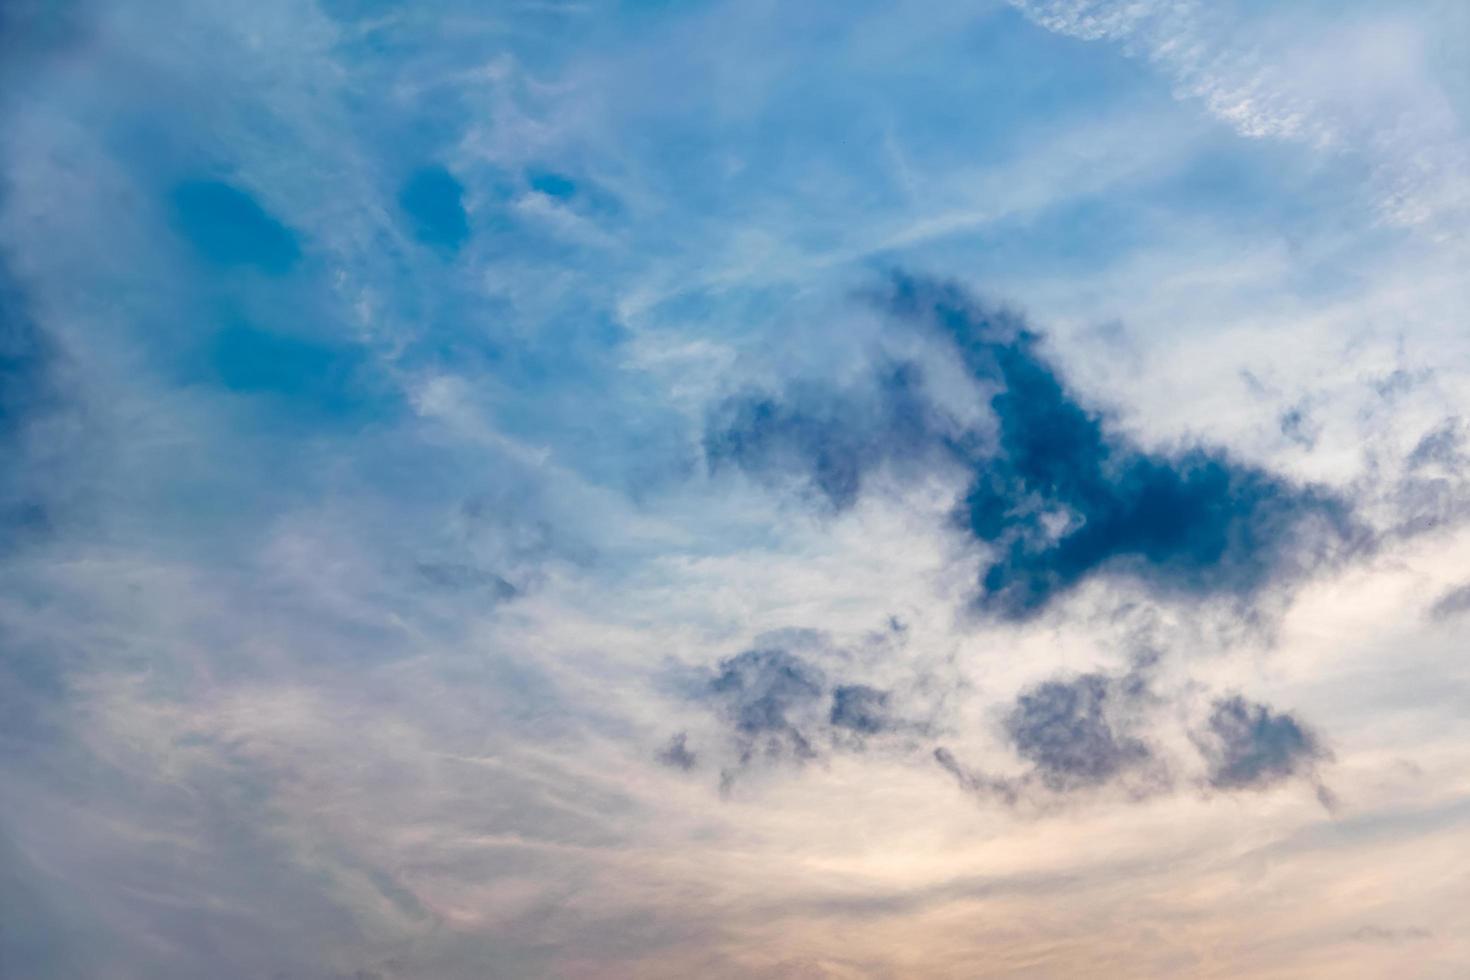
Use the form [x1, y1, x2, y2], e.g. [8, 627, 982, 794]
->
[398, 165, 469, 253]
[170, 180, 300, 274]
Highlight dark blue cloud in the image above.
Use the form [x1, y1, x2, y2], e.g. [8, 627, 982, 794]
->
[888, 275, 1358, 618]
[399, 165, 469, 253]
[710, 275, 1357, 617]
[1197, 695, 1328, 791]
[170, 180, 301, 273]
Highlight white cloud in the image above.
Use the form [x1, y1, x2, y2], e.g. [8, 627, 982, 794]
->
[1011, 0, 1470, 239]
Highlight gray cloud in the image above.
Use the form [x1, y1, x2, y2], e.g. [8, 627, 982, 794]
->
[704, 361, 954, 511]
[1349, 924, 1433, 945]
[829, 685, 895, 736]
[656, 732, 698, 771]
[415, 562, 518, 601]
[1004, 673, 1157, 792]
[1278, 403, 1320, 450]
[1386, 417, 1470, 541]
[932, 662, 1171, 808]
[686, 643, 912, 784]
[1407, 418, 1466, 470]
[1428, 581, 1470, 621]
[937, 668, 1339, 810]
[1197, 695, 1329, 792]
[707, 647, 826, 764]
[932, 747, 1020, 807]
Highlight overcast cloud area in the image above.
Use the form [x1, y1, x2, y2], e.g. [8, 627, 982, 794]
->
[2, 1, 1470, 977]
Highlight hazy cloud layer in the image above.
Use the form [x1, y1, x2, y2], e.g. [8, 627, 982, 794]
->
[3, 0, 1469, 976]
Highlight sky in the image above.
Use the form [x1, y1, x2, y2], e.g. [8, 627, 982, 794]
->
[2, 1, 1470, 977]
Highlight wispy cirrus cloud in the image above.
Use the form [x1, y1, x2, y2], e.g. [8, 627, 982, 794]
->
[1010, 0, 1470, 238]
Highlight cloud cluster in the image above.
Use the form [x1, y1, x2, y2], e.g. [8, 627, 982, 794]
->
[934, 672, 1330, 809]
[669, 639, 919, 787]
[700, 277, 1352, 813]
[682, 640, 1331, 811]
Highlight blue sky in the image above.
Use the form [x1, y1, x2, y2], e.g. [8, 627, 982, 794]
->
[3, 1, 1470, 977]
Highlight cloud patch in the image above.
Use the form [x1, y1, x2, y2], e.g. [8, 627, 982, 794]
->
[706, 647, 826, 764]
[704, 362, 948, 510]
[933, 665, 1336, 810]
[708, 275, 1359, 618]
[685, 643, 909, 783]
[1428, 581, 1470, 621]
[888, 276, 1359, 618]
[656, 732, 698, 771]
[829, 685, 895, 736]
[1004, 672, 1156, 792]
[935, 667, 1165, 806]
[1196, 695, 1329, 793]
